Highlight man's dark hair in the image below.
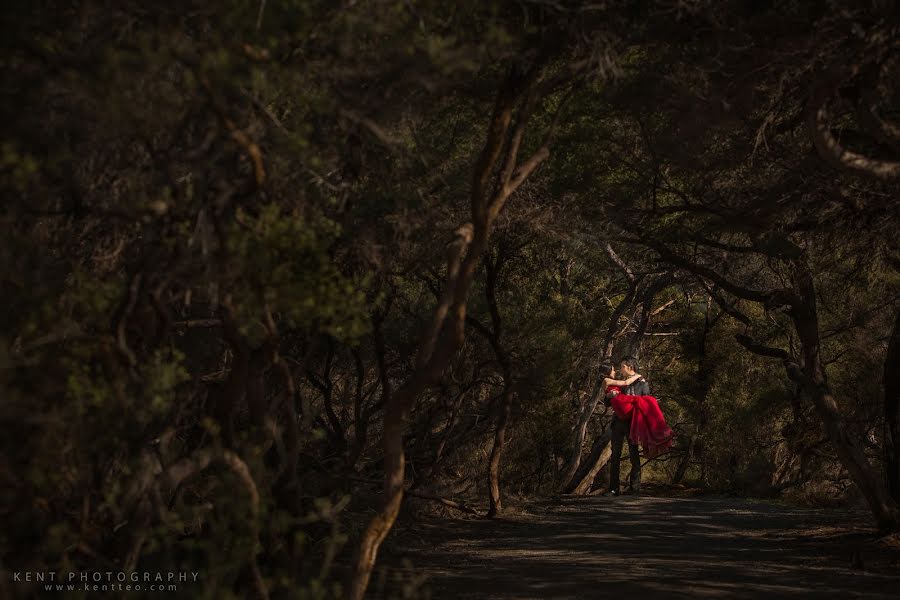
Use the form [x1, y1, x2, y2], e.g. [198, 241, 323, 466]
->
[619, 355, 640, 371]
[599, 363, 614, 377]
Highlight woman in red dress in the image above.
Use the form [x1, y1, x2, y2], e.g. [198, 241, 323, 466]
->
[602, 366, 673, 459]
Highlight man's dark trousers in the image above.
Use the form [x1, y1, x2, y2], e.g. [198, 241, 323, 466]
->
[608, 377, 650, 493]
[609, 416, 641, 493]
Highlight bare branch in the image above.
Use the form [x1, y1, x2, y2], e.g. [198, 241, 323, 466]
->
[415, 223, 475, 369]
[643, 240, 798, 308]
[734, 333, 792, 361]
[605, 243, 636, 282]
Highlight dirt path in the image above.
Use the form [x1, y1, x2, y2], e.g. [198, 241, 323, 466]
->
[383, 494, 900, 599]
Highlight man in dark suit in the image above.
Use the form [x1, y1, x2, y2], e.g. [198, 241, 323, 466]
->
[606, 355, 650, 496]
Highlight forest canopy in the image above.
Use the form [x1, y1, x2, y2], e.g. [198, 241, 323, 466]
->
[1, 1, 898, 599]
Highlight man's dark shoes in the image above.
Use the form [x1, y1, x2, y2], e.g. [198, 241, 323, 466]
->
[603, 488, 620, 497]
[624, 485, 641, 496]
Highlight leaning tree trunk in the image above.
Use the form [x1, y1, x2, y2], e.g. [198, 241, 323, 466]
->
[671, 434, 696, 486]
[885, 309, 900, 504]
[558, 379, 606, 490]
[563, 426, 613, 494]
[347, 61, 563, 600]
[621, 272, 675, 358]
[347, 227, 476, 600]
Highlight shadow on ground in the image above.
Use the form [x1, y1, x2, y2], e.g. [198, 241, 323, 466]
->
[381, 495, 900, 599]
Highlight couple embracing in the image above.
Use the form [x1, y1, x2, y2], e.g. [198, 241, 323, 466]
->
[599, 355, 673, 496]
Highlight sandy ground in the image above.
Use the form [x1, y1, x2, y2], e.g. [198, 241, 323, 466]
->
[378, 493, 900, 599]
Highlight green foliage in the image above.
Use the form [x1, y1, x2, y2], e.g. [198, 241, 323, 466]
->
[224, 204, 370, 344]
[0, 141, 38, 189]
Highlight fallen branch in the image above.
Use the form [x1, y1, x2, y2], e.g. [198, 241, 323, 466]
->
[349, 476, 479, 515]
[407, 490, 480, 516]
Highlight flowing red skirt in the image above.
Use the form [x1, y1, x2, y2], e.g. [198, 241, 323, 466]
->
[610, 393, 674, 458]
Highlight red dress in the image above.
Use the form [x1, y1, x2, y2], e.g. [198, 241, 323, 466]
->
[607, 385, 674, 458]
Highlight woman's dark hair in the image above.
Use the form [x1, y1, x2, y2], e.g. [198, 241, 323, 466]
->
[599, 363, 614, 377]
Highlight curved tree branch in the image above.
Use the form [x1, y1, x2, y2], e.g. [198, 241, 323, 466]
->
[808, 64, 900, 180]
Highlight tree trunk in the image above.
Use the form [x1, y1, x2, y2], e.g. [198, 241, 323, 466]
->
[601, 281, 638, 359]
[487, 385, 514, 517]
[671, 434, 696, 485]
[696, 296, 716, 485]
[483, 248, 515, 518]
[789, 261, 900, 532]
[558, 379, 603, 490]
[885, 309, 900, 504]
[623, 272, 674, 358]
[347, 61, 557, 599]
[346, 237, 475, 600]
[564, 427, 613, 494]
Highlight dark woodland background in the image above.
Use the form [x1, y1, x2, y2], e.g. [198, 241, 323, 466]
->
[1, 1, 899, 599]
